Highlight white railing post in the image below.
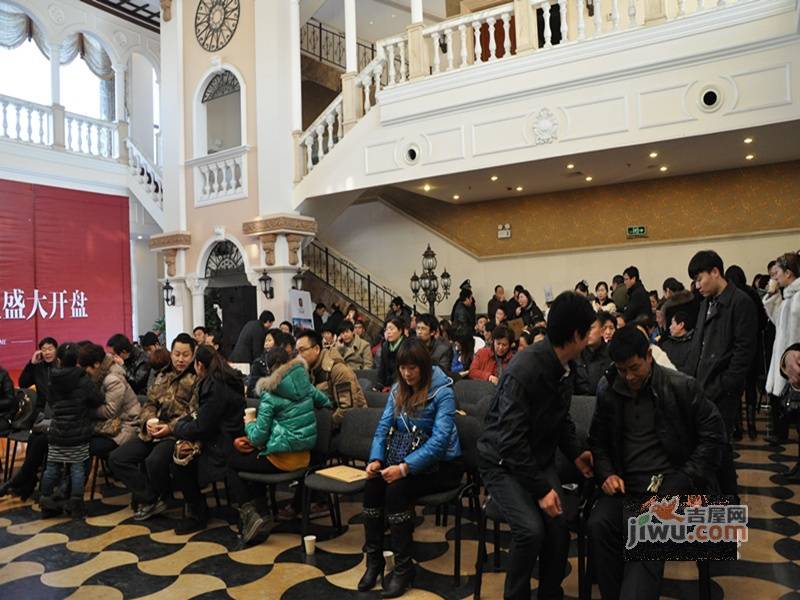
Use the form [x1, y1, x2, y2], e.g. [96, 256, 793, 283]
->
[611, 0, 620, 30]
[577, 0, 587, 39]
[593, 0, 603, 36]
[432, 31, 442, 73]
[502, 13, 512, 55]
[540, 2, 553, 48]
[459, 25, 469, 67]
[472, 21, 483, 64]
[558, 0, 568, 44]
[677, 0, 687, 16]
[628, 0, 637, 25]
[487, 17, 498, 60]
[445, 28, 455, 70]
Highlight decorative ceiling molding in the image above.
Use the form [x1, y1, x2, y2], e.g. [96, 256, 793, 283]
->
[80, 0, 160, 33]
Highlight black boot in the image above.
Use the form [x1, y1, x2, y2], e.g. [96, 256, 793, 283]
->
[358, 507, 385, 591]
[382, 510, 416, 598]
[0, 479, 13, 498]
[67, 497, 86, 519]
[39, 495, 63, 518]
[238, 500, 272, 546]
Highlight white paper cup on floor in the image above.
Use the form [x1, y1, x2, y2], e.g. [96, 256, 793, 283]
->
[304, 535, 317, 555]
[383, 550, 395, 572]
[245, 407, 256, 420]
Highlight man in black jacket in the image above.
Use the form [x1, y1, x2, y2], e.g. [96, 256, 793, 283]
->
[478, 292, 596, 600]
[18, 336, 58, 412]
[415, 313, 453, 372]
[623, 266, 651, 324]
[107, 334, 151, 395]
[229, 311, 275, 364]
[687, 250, 757, 496]
[451, 288, 476, 330]
[587, 326, 726, 600]
[573, 316, 612, 395]
[659, 290, 698, 375]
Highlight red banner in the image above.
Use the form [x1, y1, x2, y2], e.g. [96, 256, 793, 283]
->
[0, 179, 132, 371]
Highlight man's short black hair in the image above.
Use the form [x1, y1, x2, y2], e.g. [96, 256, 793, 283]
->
[623, 266, 640, 281]
[672, 310, 690, 328]
[192, 326, 207, 335]
[259, 311, 275, 324]
[492, 325, 514, 343]
[296, 329, 321, 348]
[597, 311, 616, 327]
[494, 284, 503, 293]
[612, 274, 624, 286]
[767, 259, 777, 270]
[280, 320, 293, 333]
[662, 277, 685, 294]
[107, 333, 133, 354]
[38, 336, 58, 349]
[417, 313, 439, 331]
[608, 325, 650, 362]
[547, 292, 597, 347]
[391, 296, 404, 307]
[139, 332, 159, 347]
[207, 329, 222, 341]
[688, 250, 724, 280]
[171, 333, 197, 351]
[321, 322, 337, 334]
[338, 320, 355, 334]
[513, 284, 525, 294]
[632, 314, 657, 332]
[315, 303, 326, 311]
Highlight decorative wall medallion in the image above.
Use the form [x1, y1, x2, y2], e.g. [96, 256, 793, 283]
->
[114, 31, 129, 47]
[48, 4, 65, 25]
[532, 108, 559, 145]
[195, 0, 240, 53]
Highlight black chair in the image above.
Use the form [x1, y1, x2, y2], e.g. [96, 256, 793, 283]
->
[354, 369, 379, 387]
[453, 380, 495, 421]
[415, 414, 482, 587]
[301, 407, 383, 538]
[238, 408, 333, 520]
[3, 430, 30, 482]
[365, 390, 389, 409]
[358, 378, 373, 395]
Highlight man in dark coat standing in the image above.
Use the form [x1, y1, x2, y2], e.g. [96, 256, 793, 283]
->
[622, 266, 651, 324]
[230, 311, 275, 364]
[687, 250, 757, 496]
[478, 292, 596, 600]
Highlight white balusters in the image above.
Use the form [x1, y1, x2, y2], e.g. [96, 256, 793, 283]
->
[387, 43, 397, 85]
[315, 124, 326, 160]
[14, 105, 21, 139]
[459, 25, 469, 67]
[362, 75, 372, 112]
[611, 0, 620, 30]
[502, 13, 512, 56]
[540, 2, 553, 48]
[593, 0, 603, 36]
[445, 28, 455, 70]
[63, 112, 116, 158]
[305, 138, 314, 172]
[472, 21, 483, 63]
[432, 31, 442, 73]
[677, 0, 686, 16]
[336, 102, 343, 141]
[577, 0, 587, 39]
[398, 41, 407, 82]
[125, 138, 165, 209]
[298, 93, 347, 175]
[558, 0, 568, 44]
[325, 113, 335, 153]
[628, 0, 637, 25]
[187, 145, 248, 204]
[487, 17, 498, 61]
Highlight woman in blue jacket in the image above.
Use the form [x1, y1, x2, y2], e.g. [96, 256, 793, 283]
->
[360, 338, 463, 597]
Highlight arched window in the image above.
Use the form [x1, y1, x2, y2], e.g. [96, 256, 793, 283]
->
[202, 69, 241, 153]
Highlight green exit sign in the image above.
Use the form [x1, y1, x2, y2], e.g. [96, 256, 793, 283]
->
[627, 225, 648, 238]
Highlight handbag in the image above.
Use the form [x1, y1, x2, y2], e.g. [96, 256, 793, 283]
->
[11, 389, 36, 431]
[384, 413, 436, 472]
[781, 385, 800, 420]
[173, 440, 202, 466]
[95, 417, 122, 438]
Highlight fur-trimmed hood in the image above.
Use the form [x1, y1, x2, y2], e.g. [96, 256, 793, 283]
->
[255, 357, 314, 400]
[90, 354, 123, 387]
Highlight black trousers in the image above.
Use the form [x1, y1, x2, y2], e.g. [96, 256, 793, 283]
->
[479, 462, 569, 600]
[362, 459, 464, 514]
[89, 436, 118, 458]
[225, 450, 286, 506]
[587, 494, 664, 600]
[7, 431, 48, 496]
[108, 438, 176, 505]
[712, 392, 739, 497]
[769, 393, 790, 440]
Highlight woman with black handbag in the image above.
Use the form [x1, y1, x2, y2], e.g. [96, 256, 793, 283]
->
[360, 338, 463, 598]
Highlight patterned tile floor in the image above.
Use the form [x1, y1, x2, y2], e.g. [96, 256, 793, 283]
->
[1, 423, 799, 599]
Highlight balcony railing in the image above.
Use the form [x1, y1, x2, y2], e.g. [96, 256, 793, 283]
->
[186, 145, 250, 206]
[126, 138, 164, 210]
[300, 18, 376, 72]
[0, 95, 52, 147]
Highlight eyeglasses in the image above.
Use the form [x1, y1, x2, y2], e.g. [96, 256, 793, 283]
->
[296, 345, 316, 353]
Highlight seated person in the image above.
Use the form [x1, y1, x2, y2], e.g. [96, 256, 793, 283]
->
[475, 314, 490, 338]
[296, 329, 366, 426]
[659, 290, 698, 375]
[106, 333, 151, 395]
[573, 316, 612, 395]
[192, 326, 207, 346]
[338, 321, 374, 370]
[415, 313, 453, 373]
[493, 306, 509, 330]
[226, 347, 331, 544]
[469, 326, 515, 385]
[450, 328, 475, 379]
[321, 323, 337, 350]
[376, 318, 407, 391]
[587, 326, 726, 600]
[516, 331, 533, 351]
[598, 311, 617, 344]
[0, 363, 14, 433]
[279, 321, 293, 335]
[360, 338, 463, 596]
[170, 345, 245, 534]
[109, 333, 197, 521]
[354, 319, 370, 344]
[247, 329, 293, 397]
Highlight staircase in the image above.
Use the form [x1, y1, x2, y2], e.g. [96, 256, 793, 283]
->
[125, 139, 165, 231]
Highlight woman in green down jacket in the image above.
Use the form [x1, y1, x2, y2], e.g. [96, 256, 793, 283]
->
[226, 346, 331, 545]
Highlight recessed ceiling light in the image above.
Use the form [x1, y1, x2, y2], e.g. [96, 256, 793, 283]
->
[391, 14, 396, 18]
[423, 184, 431, 191]
[659, 166, 668, 172]
[744, 137, 753, 144]
[515, 186, 523, 191]
[452, 194, 460, 200]
[137, 235, 143, 240]
[490, 175, 499, 181]
[369, 20, 374, 25]
[745, 154, 754, 160]
[566, 163, 575, 169]
[585, 176, 593, 182]
[649, 151, 658, 158]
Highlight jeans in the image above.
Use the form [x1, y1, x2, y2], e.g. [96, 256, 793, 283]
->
[41, 460, 86, 500]
[479, 460, 569, 600]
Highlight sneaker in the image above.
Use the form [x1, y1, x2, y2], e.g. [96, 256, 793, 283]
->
[133, 499, 168, 521]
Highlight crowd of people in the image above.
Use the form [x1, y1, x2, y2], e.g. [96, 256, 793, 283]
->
[0, 247, 799, 599]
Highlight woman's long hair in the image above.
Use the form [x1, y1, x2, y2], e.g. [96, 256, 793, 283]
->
[195, 344, 243, 392]
[393, 338, 433, 416]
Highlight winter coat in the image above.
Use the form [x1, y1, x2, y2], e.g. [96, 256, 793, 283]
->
[230, 319, 267, 364]
[477, 339, 583, 498]
[589, 363, 726, 493]
[451, 301, 475, 329]
[369, 366, 462, 475]
[660, 332, 695, 375]
[469, 346, 514, 382]
[764, 278, 800, 396]
[0, 367, 15, 431]
[623, 280, 651, 324]
[487, 297, 506, 321]
[47, 367, 104, 447]
[139, 365, 197, 441]
[338, 337, 374, 370]
[573, 342, 612, 396]
[308, 347, 367, 425]
[518, 301, 545, 327]
[689, 283, 757, 403]
[425, 338, 453, 373]
[246, 351, 270, 398]
[90, 355, 141, 446]
[123, 345, 151, 395]
[18, 359, 55, 413]
[592, 300, 617, 314]
[377, 338, 406, 389]
[611, 285, 629, 312]
[173, 374, 245, 486]
[247, 358, 331, 457]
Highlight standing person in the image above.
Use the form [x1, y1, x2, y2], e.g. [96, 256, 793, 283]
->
[593, 282, 617, 314]
[192, 327, 208, 346]
[386, 297, 412, 325]
[622, 266, 651, 323]
[662, 277, 685, 300]
[659, 290, 698, 375]
[451, 289, 476, 330]
[359, 339, 463, 597]
[170, 345, 245, 534]
[109, 334, 198, 520]
[488, 285, 507, 320]
[688, 250, 757, 496]
[39, 343, 105, 518]
[106, 334, 151, 395]
[230, 311, 275, 364]
[313, 303, 328, 333]
[477, 292, 596, 600]
[338, 321, 374, 370]
[610, 275, 628, 312]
